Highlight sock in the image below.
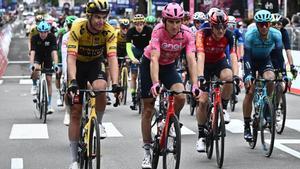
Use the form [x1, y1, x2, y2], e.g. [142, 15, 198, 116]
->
[222, 99, 229, 110]
[97, 111, 104, 124]
[244, 117, 251, 128]
[70, 141, 79, 162]
[48, 96, 52, 106]
[198, 124, 207, 138]
[32, 79, 37, 86]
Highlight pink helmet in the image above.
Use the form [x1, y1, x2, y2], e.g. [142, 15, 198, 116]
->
[162, 2, 184, 20]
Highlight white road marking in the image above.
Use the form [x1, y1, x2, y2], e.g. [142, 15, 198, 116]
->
[265, 139, 300, 159]
[19, 79, 32, 85]
[2, 75, 30, 79]
[151, 124, 195, 135]
[8, 61, 30, 64]
[226, 119, 244, 133]
[0, 80, 3, 84]
[102, 122, 123, 137]
[9, 124, 49, 139]
[11, 158, 23, 169]
[285, 120, 300, 132]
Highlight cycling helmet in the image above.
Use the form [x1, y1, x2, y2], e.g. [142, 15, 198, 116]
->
[210, 10, 228, 25]
[119, 18, 130, 27]
[108, 19, 118, 27]
[207, 7, 220, 20]
[254, 10, 272, 22]
[183, 11, 190, 20]
[271, 13, 282, 22]
[35, 15, 44, 22]
[65, 15, 78, 25]
[162, 2, 184, 20]
[193, 12, 206, 21]
[145, 16, 156, 24]
[132, 14, 145, 23]
[37, 21, 51, 32]
[86, 0, 110, 14]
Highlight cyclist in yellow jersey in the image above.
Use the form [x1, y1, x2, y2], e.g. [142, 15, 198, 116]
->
[66, 0, 122, 168]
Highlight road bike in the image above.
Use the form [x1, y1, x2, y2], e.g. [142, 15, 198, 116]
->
[229, 80, 240, 112]
[204, 79, 232, 168]
[33, 68, 54, 123]
[272, 70, 288, 134]
[118, 57, 129, 105]
[76, 89, 119, 169]
[248, 78, 275, 157]
[151, 88, 194, 169]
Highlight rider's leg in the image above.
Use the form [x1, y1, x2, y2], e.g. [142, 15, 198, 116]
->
[93, 79, 107, 124]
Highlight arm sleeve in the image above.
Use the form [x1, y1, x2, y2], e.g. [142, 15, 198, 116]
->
[30, 35, 36, 51]
[61, 33, 68, 79]
[106, 29, 117, 58]
[185, 31, 196, 57]
[195, 30, 205, 53]
[282, 29, 291, 50]
[50, 34, 58, 51]
[67, 23, 81, 57]
[243, 34, 252, 77]
[126, 42, 136, 61]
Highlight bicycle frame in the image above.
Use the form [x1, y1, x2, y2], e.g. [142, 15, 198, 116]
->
[211, 82, 222, 133]
[253, 80, 269, 119]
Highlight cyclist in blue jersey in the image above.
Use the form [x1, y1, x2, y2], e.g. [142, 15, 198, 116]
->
[242, 10, 283, 141]
[270, 13, 298, 79]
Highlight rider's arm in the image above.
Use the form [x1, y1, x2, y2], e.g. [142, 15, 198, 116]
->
[195, 30, 205, 76]
[67, 27, 80, 81]
[106, 30, 119, 85]
[243, 33, 253, 78]
[29, 35, 36, 65]
[228, 31, 238, 76]
[50, 34, 58, 65]
[149, 29, 161, 84]
[126, 42, 137, 61]
[61, 33, 69, 77]
[185, 32, 198, 86]
[282, 29, 294, 65]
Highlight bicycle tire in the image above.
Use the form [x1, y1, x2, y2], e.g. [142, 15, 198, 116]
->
[122, 68, 128, 105]
[260, 97, 275, 157]
[274, 84, 287, 134]
[229, 93, 236, 112]
[37, 82, 42, 119]
[249, 117, 258, 149]
[162, 115, 181, 169]
[189, 98, 196, 116]
[42, 81, 48, 123]
[88, 117, 101, 169]
[206, 106, 214, 159]
[138, 92, 142, 114]
[151, 109, 160, 169]
[78, 118, 88, 169]
[215, 104, 225, 168]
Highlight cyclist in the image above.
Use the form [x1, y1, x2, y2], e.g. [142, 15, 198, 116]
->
[145, 15, 157, 28]
[140, 3, 199, 168]
[195, 10, 238, 152]
[182, 11, 192, 27]
[191, 12, 206, 34]
[29, 14, 44, 95]
[270, 13, 298, 80]
[66, 0, 121, 168]
[200, 7, 219, 29]
[60, 15, 79, 125]
[126, 14, 153, 110]
[30, 21, 59, 114]
[243, 10, 283, 142]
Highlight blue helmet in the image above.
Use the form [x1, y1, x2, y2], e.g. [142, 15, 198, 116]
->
[108, 19, 118, 27]
[254, 10, 272, 22]
[37, 21, 51, 32]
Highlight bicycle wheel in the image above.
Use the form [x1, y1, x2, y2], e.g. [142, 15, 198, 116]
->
[274, 85, 286, 134]
[215, 104, 225, 168]
[162, 115, 181, 169]
[138, 92, 142, 114]
[260, 97, 275, 157]
[206, 106, 214, 159]
[88, 117, 101, 169]
[122, 68, 128, 105]
[42, 81, 48, 123]
[229, 87, 236, 112]
[189, 98, 196, 116]
[249, 116, 258, 149]
[151, 109, 160, 169]
[78, 119, 88, 169]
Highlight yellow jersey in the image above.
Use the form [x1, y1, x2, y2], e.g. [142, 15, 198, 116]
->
[116, 29, 127, 51]
[29, 25, 39, 40]
[67, 18, 117, 62]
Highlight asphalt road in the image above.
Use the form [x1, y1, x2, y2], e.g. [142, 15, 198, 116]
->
[1, 20, 300, 169]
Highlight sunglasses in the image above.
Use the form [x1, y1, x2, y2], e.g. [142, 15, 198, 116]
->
[257, 22, 271, 27]
[167, 20, 181, 24]
[271, 22, 282, 26]
[134, 22, 144, 26]
[212, 24, 227, 30]
[121, 25, 129, 29]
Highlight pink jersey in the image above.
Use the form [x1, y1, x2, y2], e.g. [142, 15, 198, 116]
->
[144, 23, 196, 65]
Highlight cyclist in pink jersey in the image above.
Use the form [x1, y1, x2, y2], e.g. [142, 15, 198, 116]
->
[140, 2, 199, 168]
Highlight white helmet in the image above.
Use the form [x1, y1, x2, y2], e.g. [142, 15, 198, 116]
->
[271, 13, 282, 22]
[193, 12, 206, 21]
[207, 7, 220, 20]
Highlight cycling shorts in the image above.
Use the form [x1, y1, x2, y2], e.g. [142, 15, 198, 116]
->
[76, 59, 107, 103]
[140, 56, 182, 98]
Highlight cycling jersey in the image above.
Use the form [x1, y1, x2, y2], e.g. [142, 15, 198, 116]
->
[31, 33, 57, 68]
[234, 28, 244, 45]
[67, 18, 117, 62]
[29, 25, 39, 40]
[56, 27, 68, 64]
[61, 32, 69, 81]
[195, 27, 235, 64]
[144, 23, 196, 65]
[126, 25, 152, 50]
[244, 27, 283, 76]
[116, 30, 127, 57]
